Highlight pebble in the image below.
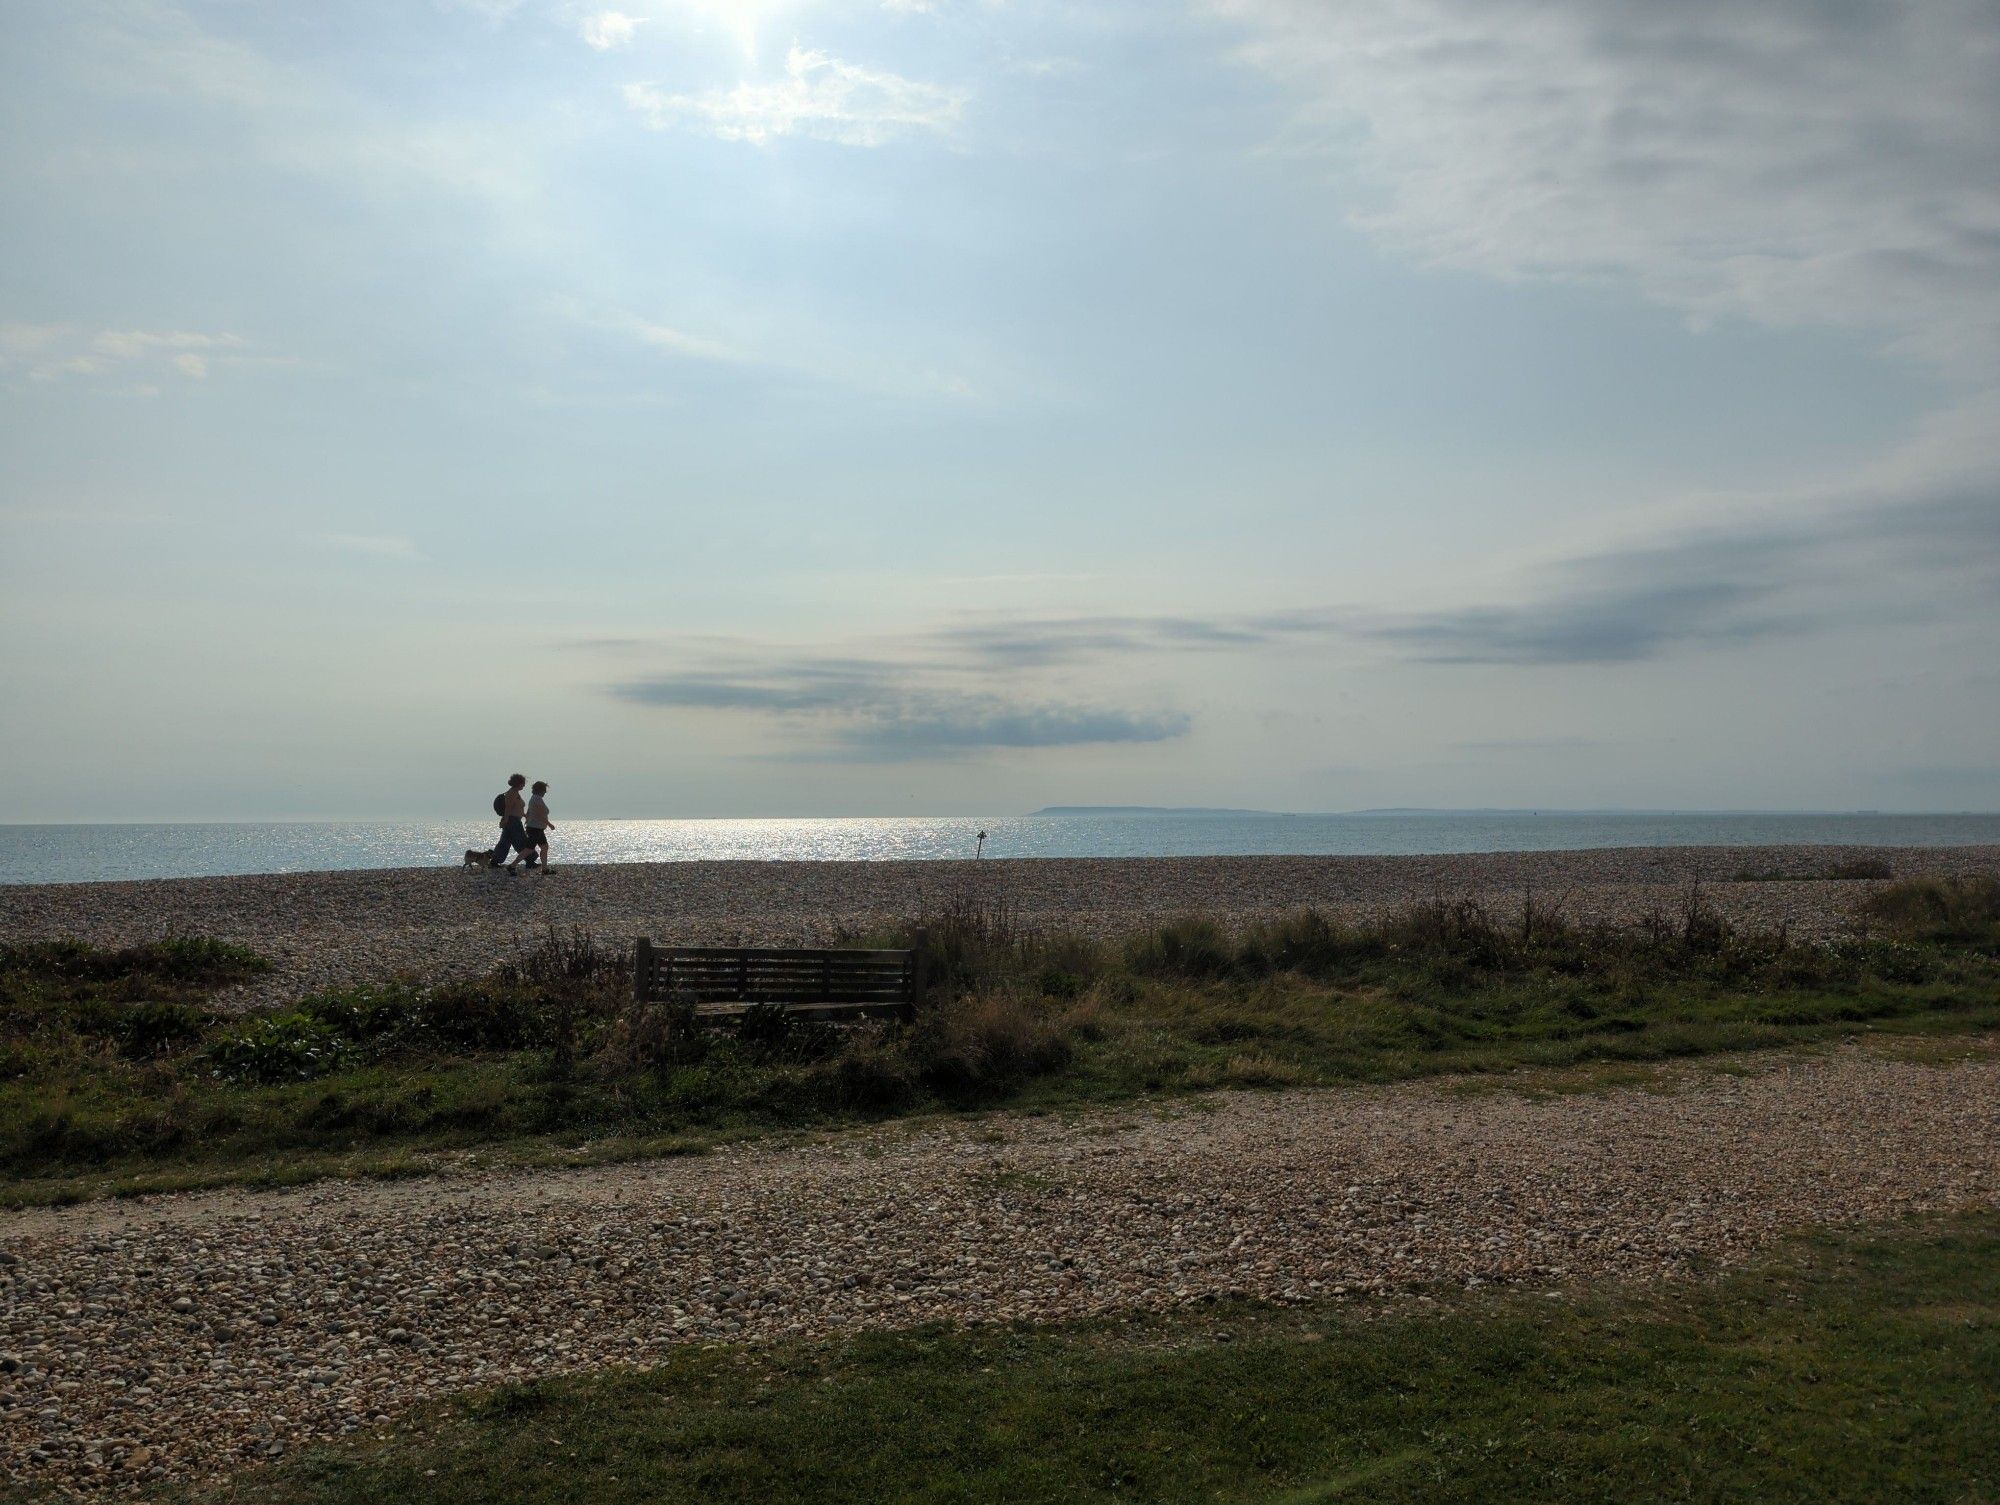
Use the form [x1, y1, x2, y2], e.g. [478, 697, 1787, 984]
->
[1, 1041, 1996, 1495]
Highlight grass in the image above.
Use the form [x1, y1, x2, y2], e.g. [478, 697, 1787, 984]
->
[181, 1211, 2000, 1505]
[1857, 874, 2000, 948]
[1731, 857, 1897, 882]
[0, 937, 265, 1052]
[4, 881, 1999, 1205]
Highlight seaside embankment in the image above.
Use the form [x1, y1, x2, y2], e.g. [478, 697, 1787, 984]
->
[4, 845, 1997, 1010]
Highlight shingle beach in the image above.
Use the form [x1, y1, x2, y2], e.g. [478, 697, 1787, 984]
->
[3, 846, 1997, 1009]
[3, 847, 2000, 1493]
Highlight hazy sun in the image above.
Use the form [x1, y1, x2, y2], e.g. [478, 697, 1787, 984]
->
[654, 0, 797, 58]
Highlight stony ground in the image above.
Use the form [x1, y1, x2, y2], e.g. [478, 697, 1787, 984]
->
[1, 1038, 1995, 1495]
[4, 846, 1996, 1010]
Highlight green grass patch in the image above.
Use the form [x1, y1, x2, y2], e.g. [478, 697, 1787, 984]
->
[5, 882, 1999, 1204]
[189, 1212, 2000, 1505]
[1732, 858, 1897, 882]
[0, 936, 266, 1060]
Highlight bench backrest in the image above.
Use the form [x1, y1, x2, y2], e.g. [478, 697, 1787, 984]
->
[633, 940, 924, 1020]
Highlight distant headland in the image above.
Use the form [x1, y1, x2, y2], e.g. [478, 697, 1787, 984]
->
[1028, 805, 1288, 817]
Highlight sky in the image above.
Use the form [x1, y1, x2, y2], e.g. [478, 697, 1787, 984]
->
[1, 0, 1996, 820]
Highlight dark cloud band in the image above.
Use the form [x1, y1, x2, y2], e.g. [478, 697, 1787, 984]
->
[595, 459, 1998, 754]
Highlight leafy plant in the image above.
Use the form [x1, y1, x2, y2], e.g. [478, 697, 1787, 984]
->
[206, 1014, 354, 1084]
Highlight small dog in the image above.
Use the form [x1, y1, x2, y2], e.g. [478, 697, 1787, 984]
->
[461, 849, 492, 871]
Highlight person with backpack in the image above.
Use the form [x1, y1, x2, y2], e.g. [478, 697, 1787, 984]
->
[490, 773, 533, 871]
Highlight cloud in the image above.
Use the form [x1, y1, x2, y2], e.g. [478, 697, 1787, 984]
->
[0, 325, 257, 388]
[67, 2, 545, 226]
[554, 296, 992, 403]
[1006, 56, 1084, 78]
[623, 45, 965, 146]
[622, 317, 744, 364]
[91, 329, 241, 362]
[1209, 0, 2000, 375]
[439, 0, 532, 18]
[564, 636, 649, 651]
[1201, 0, 2000, 673]
[613, 668, 1188, 758]
[615, 670, 862, 713]
[580, 613, 1337, 680]
[1363, 582, 1790, 666]
[591, 443, 1998, 767]
[548, 297, 750, 368]
[922, 612, 1342, 670]
[590, 608, 1343, 761]
[598, 613, 1231, 757]
[1356, 427, 2000, 664]
[843, 700, 1189, 755]
[587, 380, 2000, 767]
[579, 10, 640, 50]
[313, 533, 424, 560]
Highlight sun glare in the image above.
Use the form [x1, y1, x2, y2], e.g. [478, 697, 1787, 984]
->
[660, 0, 796, 58]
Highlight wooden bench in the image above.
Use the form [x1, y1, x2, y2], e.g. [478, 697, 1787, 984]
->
[632, 940, 926, 1023]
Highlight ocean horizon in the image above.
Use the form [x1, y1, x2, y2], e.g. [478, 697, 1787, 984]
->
[6, 810, 1999, 887]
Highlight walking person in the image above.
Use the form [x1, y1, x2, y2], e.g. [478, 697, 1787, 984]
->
[524, 780, 555, 871]
[490, 773, 531, 872]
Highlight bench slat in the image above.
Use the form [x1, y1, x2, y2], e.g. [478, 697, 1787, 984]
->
[656, 962, 909, 975]
[691, 1001, 913, 1022]
[664, 988, 916, 1000]
[649, 981, 907, 992]
[659, 965, 910, 975]
[651, 963, 910, 977]
[656, 971, 910, 984]
[657, 946, 912, 961]
[636, 938, 924, 1022]
[658, 979, 910, 992]
[657, 956, 906, 966]
[662, 977, 906, 985]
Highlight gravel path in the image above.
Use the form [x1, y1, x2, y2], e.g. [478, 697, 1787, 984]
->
[2, 1039, 1996, 1494]
[3, 846, 1996, 1010]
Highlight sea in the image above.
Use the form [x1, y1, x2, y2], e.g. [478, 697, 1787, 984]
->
[4, 811, 1999, 887]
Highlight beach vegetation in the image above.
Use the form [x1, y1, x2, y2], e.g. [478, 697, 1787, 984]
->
[1731, 857, 1897, 882]
[2, 890, 1998, 1204]
[1857, 874, 2000, 949]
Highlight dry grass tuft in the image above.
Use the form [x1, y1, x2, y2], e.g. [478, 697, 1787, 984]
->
[1858, 875, 2000, 947]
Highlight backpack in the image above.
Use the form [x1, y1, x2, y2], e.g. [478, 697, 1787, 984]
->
[493, 792, 507, 817]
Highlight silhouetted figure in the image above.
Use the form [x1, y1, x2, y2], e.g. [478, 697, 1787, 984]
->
[490, 773, 531, 872]
[524, 780, 555, 870]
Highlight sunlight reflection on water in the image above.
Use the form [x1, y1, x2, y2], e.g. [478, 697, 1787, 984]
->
[6, 812, 1999, 886]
